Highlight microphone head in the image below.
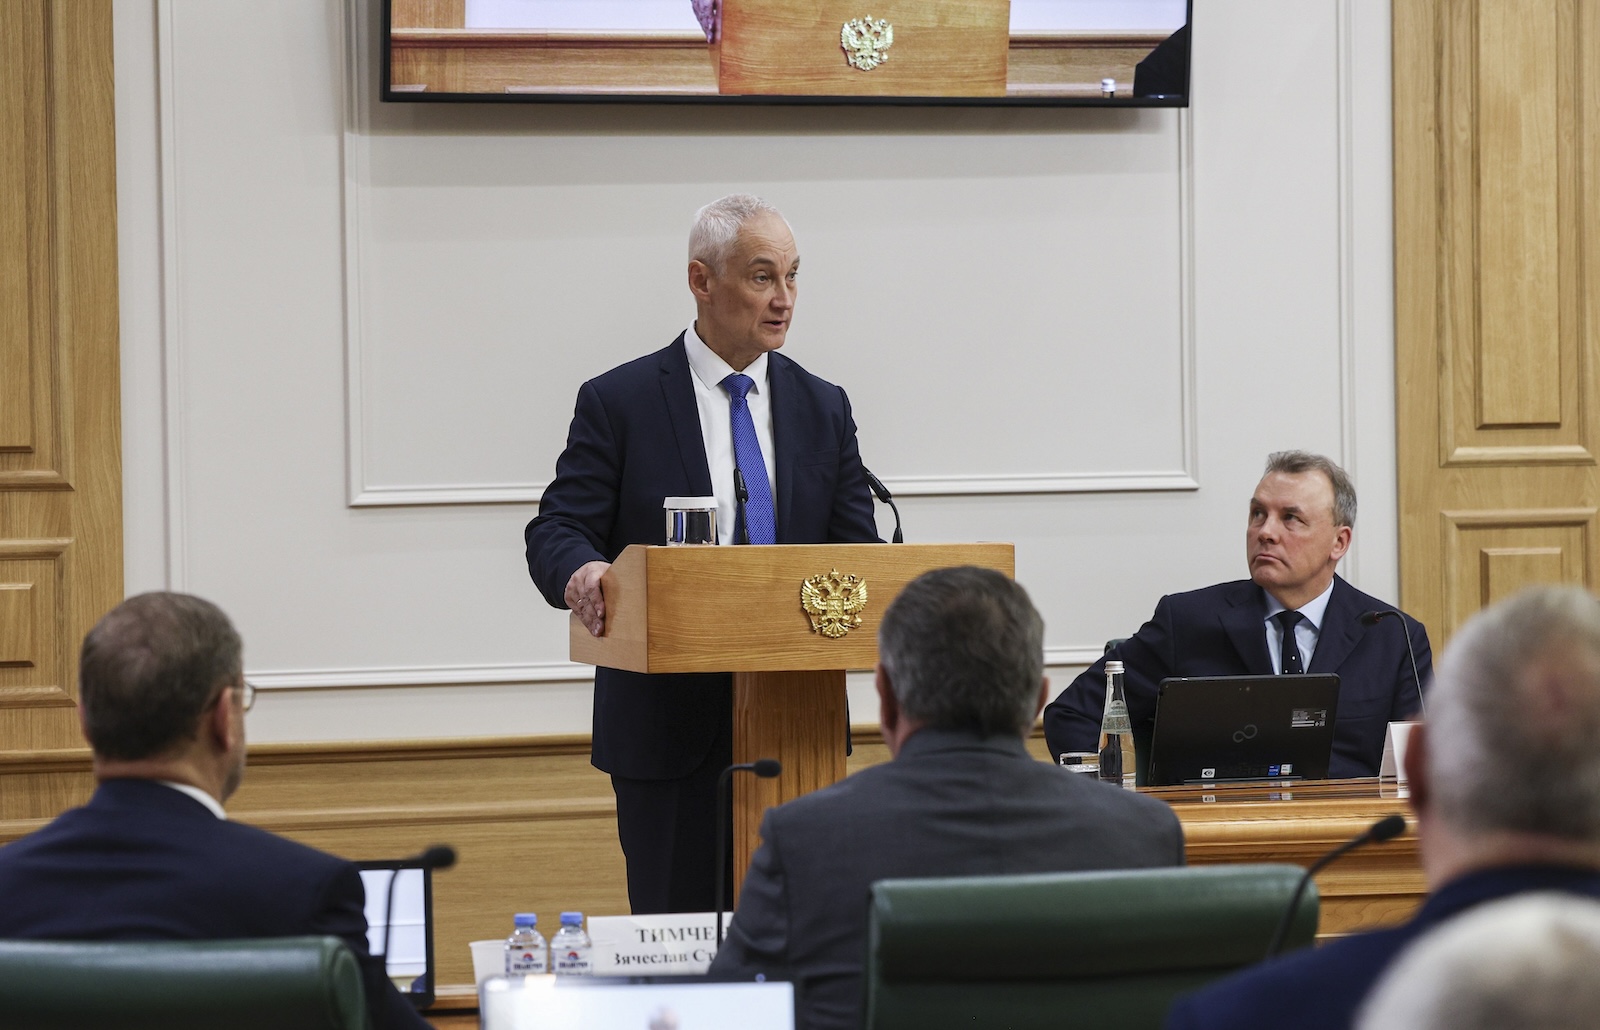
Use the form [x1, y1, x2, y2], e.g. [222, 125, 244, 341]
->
[752, 759, 782, 778]
[1369, 814, 1407, 843]
[419, 845, 458, 870]
[1358, 610, 1384, 626]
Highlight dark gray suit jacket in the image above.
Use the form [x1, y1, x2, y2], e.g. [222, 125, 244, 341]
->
[709, 728, 1186, 1030]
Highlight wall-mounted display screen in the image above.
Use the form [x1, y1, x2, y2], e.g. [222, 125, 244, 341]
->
[383, 0, 1191, 106]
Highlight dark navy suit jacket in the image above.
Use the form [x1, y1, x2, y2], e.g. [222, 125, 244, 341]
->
[710, 728, 1186, 1030]
[1165, 864, 1600, 1030]
[525, 334, 880, 779]
[0, 779, 430, 1030]
[1042, 576, 1432, 779]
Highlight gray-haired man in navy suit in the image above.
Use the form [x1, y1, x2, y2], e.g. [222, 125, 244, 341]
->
[1044, 451, 1433, 779]
[525, 195, 880, 914]
[0, 593, 430, 1030]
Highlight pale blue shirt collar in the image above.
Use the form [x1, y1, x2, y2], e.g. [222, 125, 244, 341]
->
[684, 325, 769, 395]
[1262, 577, 1336, 670]
[156, 779, 227, 820]
[1262, 577, 1336, 630]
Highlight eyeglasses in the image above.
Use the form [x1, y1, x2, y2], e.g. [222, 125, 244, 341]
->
[206, 681, 256, 714]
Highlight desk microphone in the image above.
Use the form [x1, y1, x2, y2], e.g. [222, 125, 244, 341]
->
[379, 845, 458, 965]
[862, 469, 903, 543]
[1359, 610, 1427, 718]
[715, 759, 782, 946]
[733, 467, 750, 545]
[1265, 814, 1405, 958]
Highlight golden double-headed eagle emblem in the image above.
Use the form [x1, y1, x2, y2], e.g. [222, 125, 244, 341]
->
[801, 569, 868, 638]
[840, 16, 893, 72]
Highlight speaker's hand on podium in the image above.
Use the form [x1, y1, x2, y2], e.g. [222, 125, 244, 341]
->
[565, 560, 611, 636]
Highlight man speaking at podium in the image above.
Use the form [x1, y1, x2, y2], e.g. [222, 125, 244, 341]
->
[1043, 451, 1432, 779]
[525, 195, 880, 914]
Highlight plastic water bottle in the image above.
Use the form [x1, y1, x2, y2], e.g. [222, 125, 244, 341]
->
[1098, 660, 1138, 789]
[550, 911, 593, 976]
[504, 913, 547, 976]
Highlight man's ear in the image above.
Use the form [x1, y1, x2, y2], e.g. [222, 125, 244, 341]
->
[1032, 677, 1051, 722]
[207, 687, 237, 753]
[876, 664, 898, 735]
[687, 259, 714, 301]
[1331, 524, 1353, 563]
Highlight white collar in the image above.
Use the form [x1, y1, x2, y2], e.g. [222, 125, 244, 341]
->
[156, 780, 227, 820]
[1262, 577, 1336, 630]
[684, 325, 769, 394]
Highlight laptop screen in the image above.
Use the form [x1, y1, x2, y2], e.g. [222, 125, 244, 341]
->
[356, 860, 436, 1008]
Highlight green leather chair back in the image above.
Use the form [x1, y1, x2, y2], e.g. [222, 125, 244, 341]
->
[865, 864, 1316, 1030]
[0, 936, 369, 1030]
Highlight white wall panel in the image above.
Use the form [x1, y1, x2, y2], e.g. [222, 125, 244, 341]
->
[115, 0, 1398, 744]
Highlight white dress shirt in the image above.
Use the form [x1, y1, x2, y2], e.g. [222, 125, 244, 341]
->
[156, 779, 227, 819]
[683, 325, 777, 545]
[1262, 578, 1335, 672]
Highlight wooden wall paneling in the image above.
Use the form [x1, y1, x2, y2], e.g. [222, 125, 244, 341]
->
[0, 0, 122, 755]
[0, 729, 1419, 987]
[1396, 0, 1600, 638]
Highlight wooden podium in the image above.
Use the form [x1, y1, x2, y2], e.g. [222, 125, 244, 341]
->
[571, 542, 1014, 884]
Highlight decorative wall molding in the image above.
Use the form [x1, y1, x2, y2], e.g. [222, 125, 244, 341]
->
[246, 646, 1103, 692]
[337, 0, 1200, 508]
[156, 0, 187, 589]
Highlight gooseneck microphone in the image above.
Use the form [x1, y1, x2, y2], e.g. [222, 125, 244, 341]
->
[862, 469, 903, 544]
[715, 759, 783, 945]
[733, 467, 750, 545]
[379, 845, 458, 966]
[1359, 610, 1427, 718]
[1265, 814, 1406, 958]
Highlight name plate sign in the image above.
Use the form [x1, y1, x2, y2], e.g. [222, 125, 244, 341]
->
[587, 912, 720, 975]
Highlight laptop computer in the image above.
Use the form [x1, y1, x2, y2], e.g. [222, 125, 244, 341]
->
[356, 858, 438, 1009]
[1146, 674, 1341, 786]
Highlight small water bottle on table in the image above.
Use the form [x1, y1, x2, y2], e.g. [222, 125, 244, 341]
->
[1098, 660, 1138, 789]
[504, 913, 547, 977]
[551, 911, 593, 976]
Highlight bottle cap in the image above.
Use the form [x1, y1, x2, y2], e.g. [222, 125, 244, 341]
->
[560, 912, 584, 925]
[514, 913, 538, 926]
[1105, 660, 1124, 674]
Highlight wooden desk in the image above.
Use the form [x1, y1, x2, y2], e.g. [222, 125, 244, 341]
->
[1150, 778, 1424, 939]
[422, 779, 1423, 1026]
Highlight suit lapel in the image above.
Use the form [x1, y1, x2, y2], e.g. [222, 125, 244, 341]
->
[768, 353, 794, 541]
[659, 334, 714, 496]
[1219, 584, 1274, 674]
[1307, 576, 1361, 674]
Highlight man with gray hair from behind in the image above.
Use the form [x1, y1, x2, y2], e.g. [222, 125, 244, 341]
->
[1357, 892, 1600, 1030]
[712, 567, 1185, 1030]
[1166, 585, 1600, 1030]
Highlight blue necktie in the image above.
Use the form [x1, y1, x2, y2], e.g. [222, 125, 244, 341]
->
[721, 373, 776, 545]
[1275, 610, 1305, 674]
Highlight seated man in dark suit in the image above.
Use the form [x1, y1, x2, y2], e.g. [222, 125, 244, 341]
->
[0, 593, 430, 1030]
[1043, 450, 1432, 779]
[1166, 584, 1600, 1030]
[710, 567, 1185, 1030]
